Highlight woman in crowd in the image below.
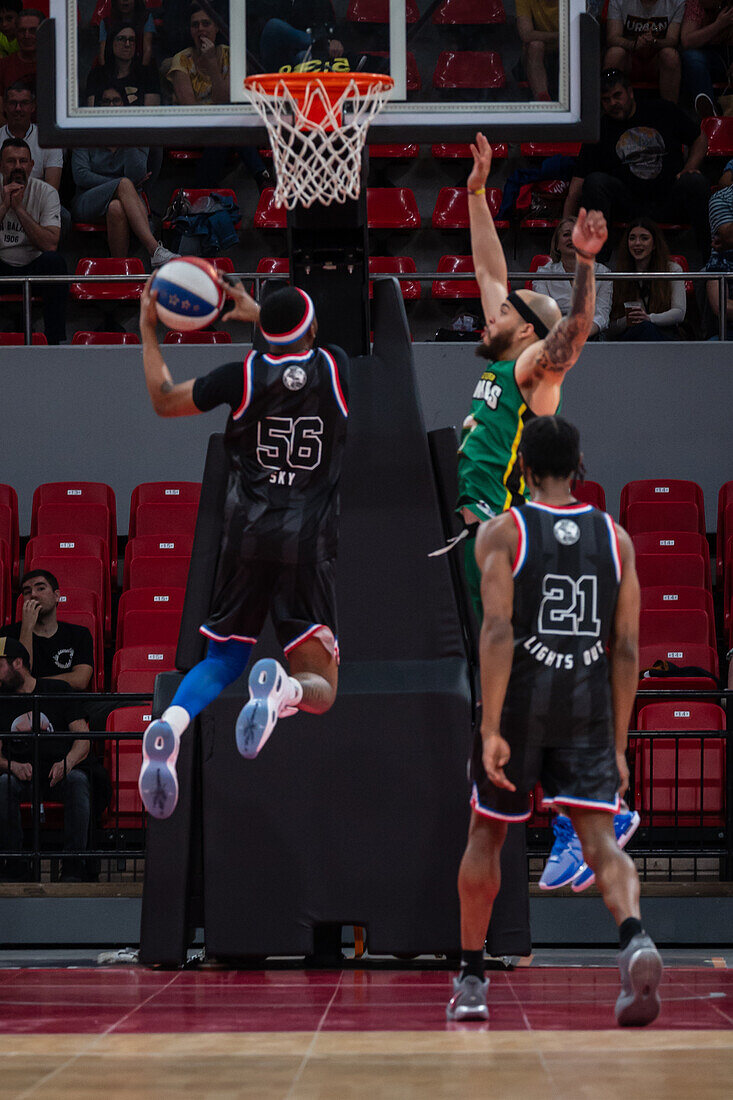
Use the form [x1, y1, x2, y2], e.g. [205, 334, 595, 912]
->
[71, 90, 176, 268]
[97, 0, 156, 67]
[162, 2, 269, 189]
[532, 216, 612, 337]
[86, 20, 161, 106]
[608, 218, 686, 341]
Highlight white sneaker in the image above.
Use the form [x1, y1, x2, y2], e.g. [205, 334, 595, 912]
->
[235, 658, 298, 759]
[151, 243, 180, 268]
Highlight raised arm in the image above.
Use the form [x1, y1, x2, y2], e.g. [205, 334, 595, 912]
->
[468, 131, 508, 323]
[516, 208, 607, 411]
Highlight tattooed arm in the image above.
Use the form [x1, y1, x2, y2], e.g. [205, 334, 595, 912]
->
[139, 275, 201, 417]
[515, 208, 607, 414]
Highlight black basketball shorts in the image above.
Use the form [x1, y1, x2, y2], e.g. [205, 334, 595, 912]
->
[200, 557, 339, 661]
[470, 726, 621, 821]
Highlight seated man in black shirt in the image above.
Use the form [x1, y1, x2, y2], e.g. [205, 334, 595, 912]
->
[562, 68, 709, 262]
[0, 637, 91, 882]
[0, 570, 94, 690]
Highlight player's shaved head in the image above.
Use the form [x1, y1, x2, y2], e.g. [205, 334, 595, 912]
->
[512, 289, 561, 336]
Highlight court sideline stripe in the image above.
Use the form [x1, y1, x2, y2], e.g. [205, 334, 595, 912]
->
[285, 971, 345, 1097]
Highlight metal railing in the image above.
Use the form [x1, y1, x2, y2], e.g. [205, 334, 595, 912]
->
[1, 269, 730, 342]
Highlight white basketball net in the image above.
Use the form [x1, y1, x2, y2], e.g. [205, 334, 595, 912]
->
[244, 74, 394, 210]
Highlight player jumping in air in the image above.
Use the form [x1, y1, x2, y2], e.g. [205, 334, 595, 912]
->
[459, 133, 638, 887]
[447, 415, 662, 1027]
[137, 279, 349, 820]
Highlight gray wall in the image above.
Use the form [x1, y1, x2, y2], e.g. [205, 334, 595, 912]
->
[1, 342, 731, 534]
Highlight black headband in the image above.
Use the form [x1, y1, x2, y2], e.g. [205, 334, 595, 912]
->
[507, 291, 549, 339]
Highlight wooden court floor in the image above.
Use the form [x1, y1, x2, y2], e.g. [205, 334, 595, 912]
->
[1, 965, 732, 1099]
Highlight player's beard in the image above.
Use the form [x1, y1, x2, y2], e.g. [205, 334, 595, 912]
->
[475, 330, 513, 361]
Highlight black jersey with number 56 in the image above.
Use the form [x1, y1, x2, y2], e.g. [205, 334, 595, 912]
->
[502, 500, 623, 747]
[192, 345, 349, 564]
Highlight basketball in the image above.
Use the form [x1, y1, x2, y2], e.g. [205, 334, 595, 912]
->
[150, 257, 225, 331]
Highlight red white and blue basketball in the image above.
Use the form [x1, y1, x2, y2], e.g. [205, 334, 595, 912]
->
[150, 257, 225, 331]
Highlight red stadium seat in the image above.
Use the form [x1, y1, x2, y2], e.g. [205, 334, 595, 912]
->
[620, 478, 705, 533]
[718, 490, 733, 577]
[347, 0, 419, 23]
[133, 501, 199, 539]
[366, 51, 421, 92]
[638, 641, 718, 683]
[0, 485, 19, 584]
[32, 482, 116, 567]
[128, 482, 201, 540]
[524, 253, 552, 289]
[127, 554, 191, 592]
[432, 142, 508, 161]
[105, 706, 151, 828]
[70, 258, 146, 302]
[625, 501, 701, 537]
[571, 479, 606, 511]
[518, 179, 569, 232]
[22, 548, 110, 642]
[670, 254, 694, 297]
[111, 644, 177, 691]
[519, 142, 581, 158]
[432, 255, 481, 300]
[366, 188, 420, 230]
[254, 189, 286, 230]
[634, 702, 726, 826]
[640, 586, 716, 648]
[72, 331, 141, 345]
[701, 115, 733, 156]
[123, 533, 194, 590]
[432, 187, 507, 230]
[0, 556, 7, 627]
[432, 0, 506, 24]
[163, 330, 232, 344]
[635, 553, 707, 591]
[639, 608, 711, 649]
[369, 257, 421, 299]
[33, 502, 114, 594]
[369, 144, 420, 160]
[0, 332, 48, 345]
[433, 50, 506, 92]
[632, 531, 711, 590]
[115, 587, 185, 649]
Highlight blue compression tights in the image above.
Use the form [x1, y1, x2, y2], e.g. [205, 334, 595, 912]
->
[170, 638, 253, 721]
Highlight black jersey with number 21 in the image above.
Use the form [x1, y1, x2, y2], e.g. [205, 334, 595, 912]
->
[502, 501, 623, 748]
[192, 345, 349, 565]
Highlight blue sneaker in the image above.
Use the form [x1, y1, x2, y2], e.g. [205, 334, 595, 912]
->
[539, 814, 584, 889]
[138, 720, 180, 820]
[572, 806, 641, 892]
[235, 658, 290, 760]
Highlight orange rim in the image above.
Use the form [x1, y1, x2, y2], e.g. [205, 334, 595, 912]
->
[244, 71, 394, 108]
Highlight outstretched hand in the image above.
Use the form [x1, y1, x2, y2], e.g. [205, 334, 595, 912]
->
[219, 276, 261, 325]
[572, 208, 607, 258]
[467, 131, 492, 192]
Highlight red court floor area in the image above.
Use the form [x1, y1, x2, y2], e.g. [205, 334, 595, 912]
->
[1, 967, 732, 1033]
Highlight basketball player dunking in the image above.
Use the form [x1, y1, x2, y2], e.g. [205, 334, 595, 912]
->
[459, 133, 638, 886]
[137, 279, 349, 820]
[448, 416, 663, 1026]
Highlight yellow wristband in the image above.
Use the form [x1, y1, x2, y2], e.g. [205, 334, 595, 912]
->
[468, 187, 486, 195]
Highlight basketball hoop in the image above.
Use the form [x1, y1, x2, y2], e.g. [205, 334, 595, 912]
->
[244, 71, 394, 210]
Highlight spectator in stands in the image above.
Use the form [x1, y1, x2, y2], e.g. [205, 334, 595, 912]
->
[0, 136, 66, 344]
[562, 69, 710, 261]
[608, 217, 687, 339]
[0, 80, 61, 190]
[0, 6, 41, 121]
[70, 124, 178, 268]
[680, 0, 733, 118]
[703, 229, 733, 337]
[162, 3, 269, 190]
[604, 0, 685, 102]
[0, 0, 21, 59]
[0, 571, 93, 691]
[532, 216, 613, 336]
[255, 1, 344, 73]
[86, 21, 161, 107]
[97, 0, 156, 68]
[515, 0, 559, 101]
[0, 638, 91, 882]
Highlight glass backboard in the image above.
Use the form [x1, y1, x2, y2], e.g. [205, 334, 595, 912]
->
[38, 0, 599, 146]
